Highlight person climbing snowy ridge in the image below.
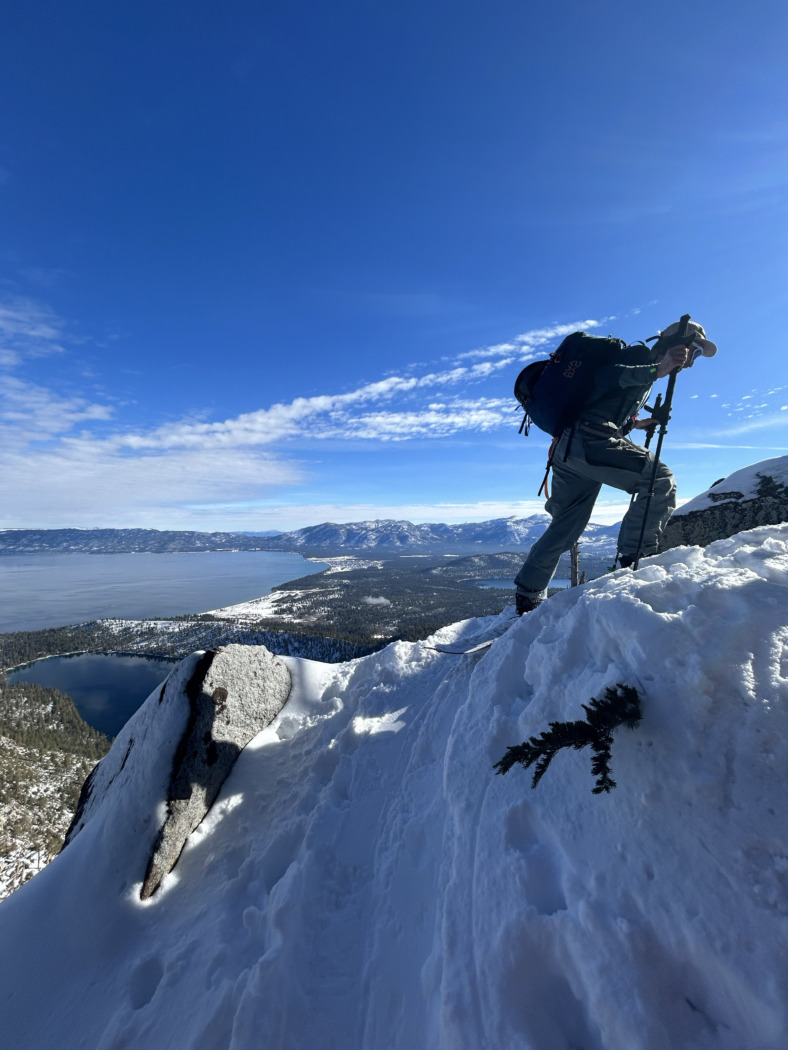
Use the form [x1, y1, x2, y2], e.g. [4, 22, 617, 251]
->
[514, 317, 718, 615]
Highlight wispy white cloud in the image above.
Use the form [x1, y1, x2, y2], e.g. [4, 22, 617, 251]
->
[718, 414, 788, 436]
[0, 295, 69, 366]
[0, 377, 113, 446]
[77, 359, 517, 454]
[0, 317, 529, 527]
[713, 384, 788, 434]
[0, 442, 301, 528]
[0, 313, 638, 528]
[0, 315, 578, 462]
[317, 398, 512, 441]
[713, 122, 788, 147]
[24, 321, 578, 459]
[174, 499, 555, 531]
[457, 319, 607, 361]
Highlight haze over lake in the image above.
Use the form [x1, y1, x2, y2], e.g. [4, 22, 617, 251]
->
[0, 551, 327, 633]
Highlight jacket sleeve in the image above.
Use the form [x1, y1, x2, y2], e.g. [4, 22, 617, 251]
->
[596, 344, 657, 390]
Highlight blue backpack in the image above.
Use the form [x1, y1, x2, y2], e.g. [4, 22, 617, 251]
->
[514, 331, 625, 437]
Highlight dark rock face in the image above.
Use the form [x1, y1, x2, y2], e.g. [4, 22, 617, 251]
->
[661, 472, 788, 551]
[140, 644, 291, 899]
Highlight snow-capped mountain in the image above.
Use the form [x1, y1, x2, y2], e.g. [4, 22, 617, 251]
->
[0, 523, 786, 1048]
[268, 514, 620, 553]
[0, 517, 621, 555]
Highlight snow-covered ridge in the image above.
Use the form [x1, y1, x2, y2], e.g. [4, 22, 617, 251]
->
[0, 525, 786, 1048]
[662, 455, 788, 552]
[673, 454, 788, 515]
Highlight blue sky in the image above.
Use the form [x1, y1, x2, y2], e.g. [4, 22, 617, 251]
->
[1, 0, 787, 531]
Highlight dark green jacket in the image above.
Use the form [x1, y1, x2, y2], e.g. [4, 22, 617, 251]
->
[581, 343, 659, 429]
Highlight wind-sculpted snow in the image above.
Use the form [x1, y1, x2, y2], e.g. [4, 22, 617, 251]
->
[0, 526, 787, 1048]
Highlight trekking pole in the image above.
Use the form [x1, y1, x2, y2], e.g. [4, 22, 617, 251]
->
[612, 390, 662, 569]
[643, 393, 662, 451]
[631, 314, 691, 570]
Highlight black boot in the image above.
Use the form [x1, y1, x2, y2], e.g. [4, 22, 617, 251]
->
[618, 554, 636, 569]
[516, 593, 543, 616]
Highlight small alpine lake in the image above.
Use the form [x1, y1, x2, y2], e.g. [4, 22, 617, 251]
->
[8, 652, 178, 738]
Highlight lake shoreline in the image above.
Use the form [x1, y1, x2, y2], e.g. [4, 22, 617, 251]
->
[3, 648, 182, 676]
[1, 550, 329, 634]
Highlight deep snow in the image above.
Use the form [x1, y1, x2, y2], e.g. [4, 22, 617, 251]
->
[0, 525, 787, 1049]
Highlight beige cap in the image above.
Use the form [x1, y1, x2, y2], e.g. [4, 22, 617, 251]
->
[657, 319, 717, 357]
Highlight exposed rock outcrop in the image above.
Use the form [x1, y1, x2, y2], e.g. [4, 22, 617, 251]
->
[140, 645, 291, 898]
[661, 456, 788, 551]
[63, 644, 291, 899]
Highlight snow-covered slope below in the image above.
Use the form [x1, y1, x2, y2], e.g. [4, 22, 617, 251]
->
[0, 526, 787, 1049]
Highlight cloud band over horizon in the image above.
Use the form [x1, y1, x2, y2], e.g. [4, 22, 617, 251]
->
[1, 296, 782, 530]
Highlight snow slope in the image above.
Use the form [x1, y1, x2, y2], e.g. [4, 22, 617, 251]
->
[0, 526, 787, 1049]
[673, 454, 788, 516]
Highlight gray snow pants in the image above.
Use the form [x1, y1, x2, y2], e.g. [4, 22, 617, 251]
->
[514, 421, 676, 599]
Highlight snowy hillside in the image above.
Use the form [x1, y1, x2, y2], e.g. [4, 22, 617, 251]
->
[0, 526, 786, 1049]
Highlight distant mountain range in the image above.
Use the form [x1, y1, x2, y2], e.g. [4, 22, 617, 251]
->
[0, 517, 620, 556]
[0, 528, 273, 555]
[263, 516, 620, 554]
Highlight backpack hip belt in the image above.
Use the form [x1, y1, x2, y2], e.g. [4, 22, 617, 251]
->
[577, 420, 623, 438]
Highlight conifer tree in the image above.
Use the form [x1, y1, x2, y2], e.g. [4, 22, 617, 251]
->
[494, 684, 642, 793]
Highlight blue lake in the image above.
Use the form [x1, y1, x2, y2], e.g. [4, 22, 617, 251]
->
[8, 653, 177, 738]
[0, 551, 327, 633]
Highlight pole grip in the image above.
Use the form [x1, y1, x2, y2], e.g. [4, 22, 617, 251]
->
[644, 393, 662, 449]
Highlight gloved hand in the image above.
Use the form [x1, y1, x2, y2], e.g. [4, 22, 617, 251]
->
[656, 344, 690, 378]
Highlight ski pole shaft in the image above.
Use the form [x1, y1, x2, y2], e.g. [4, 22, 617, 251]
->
[615, 392, 663, 567]
[631, 314, 690, 570]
